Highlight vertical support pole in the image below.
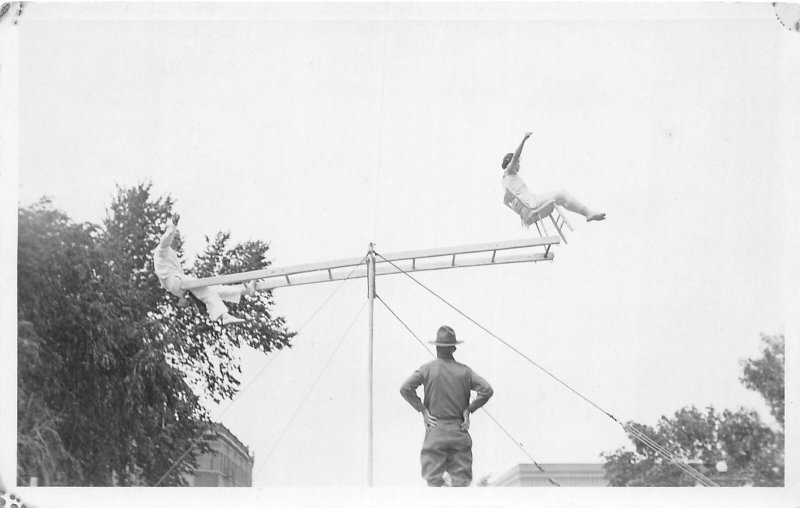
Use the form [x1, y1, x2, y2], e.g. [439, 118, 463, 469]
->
[367, 242, 376, 487]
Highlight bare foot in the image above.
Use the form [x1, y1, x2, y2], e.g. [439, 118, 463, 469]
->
[587, 212, 606, 222]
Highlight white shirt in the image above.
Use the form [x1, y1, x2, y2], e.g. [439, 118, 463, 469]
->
[502, 172, 529, 195]
[153, 223, 185, 288]
[502, 170, 536, 206]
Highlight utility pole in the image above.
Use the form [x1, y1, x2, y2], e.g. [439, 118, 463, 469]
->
[366, 243, 376, 487]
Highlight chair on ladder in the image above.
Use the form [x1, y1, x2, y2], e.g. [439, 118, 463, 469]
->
[503, 190, 573, 244]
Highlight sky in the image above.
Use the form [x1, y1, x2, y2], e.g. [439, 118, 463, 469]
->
[2, 1, 800, 507]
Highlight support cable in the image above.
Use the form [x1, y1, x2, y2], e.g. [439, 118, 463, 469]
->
[154, 254, 368, 486]
[223, 254, 369, 411]
[374, 251, 719, 487]
[622, 425, 718, 486]
[375, 251, 616, 420]
[254, 299, 368, 479]
[376, 293, 561, 487]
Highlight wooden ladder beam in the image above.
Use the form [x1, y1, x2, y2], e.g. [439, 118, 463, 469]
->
[180, 236, 560, 291]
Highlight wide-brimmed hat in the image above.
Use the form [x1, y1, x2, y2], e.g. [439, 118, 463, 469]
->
[428, 325, 464, 346]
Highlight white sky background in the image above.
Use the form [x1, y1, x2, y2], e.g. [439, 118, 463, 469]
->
[4, 0, 800, 504]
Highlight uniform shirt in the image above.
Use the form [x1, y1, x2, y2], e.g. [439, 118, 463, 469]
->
[152, 223, 184, 289]
[400, 354, 494, 418]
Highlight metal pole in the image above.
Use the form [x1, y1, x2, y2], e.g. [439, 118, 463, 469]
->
[367, 243, 376, 487]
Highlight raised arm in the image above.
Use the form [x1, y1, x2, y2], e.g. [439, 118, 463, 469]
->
[507, 132, 533, 173]
[157, 214, 180, 250]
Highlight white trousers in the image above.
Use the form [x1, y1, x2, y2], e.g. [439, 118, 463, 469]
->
[521, 189, 590, 217]
[163, 275, 242, 320]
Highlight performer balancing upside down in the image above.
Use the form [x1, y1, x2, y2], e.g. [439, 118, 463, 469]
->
[153, 214, 256, 326]
[400, 326, 494, 487]
[502, 131, 606, 222]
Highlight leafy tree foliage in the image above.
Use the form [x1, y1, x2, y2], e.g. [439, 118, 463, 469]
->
[740, 334, 784, 427]
[17, 184, 294, 486]
[17, 321, 81, 485]
[602, 334, 784, 487]
[159, 231, 293, 403]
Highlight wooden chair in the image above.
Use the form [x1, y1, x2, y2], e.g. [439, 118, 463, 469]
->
[503, 190, 573, 244]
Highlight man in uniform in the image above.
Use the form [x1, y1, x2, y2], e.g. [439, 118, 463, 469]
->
[400, 326, 494, 487]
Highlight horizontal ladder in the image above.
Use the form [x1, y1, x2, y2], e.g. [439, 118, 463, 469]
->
[180, 236, 560, 291]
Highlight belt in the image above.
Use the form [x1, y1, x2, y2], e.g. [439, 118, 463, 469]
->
[434, 416, 463, 422]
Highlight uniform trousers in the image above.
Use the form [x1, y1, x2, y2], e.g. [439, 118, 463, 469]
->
[420, 418, 473, 487]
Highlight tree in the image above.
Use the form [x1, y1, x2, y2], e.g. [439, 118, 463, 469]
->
[601, 334, 784, 487]
[740, 334, 784, 427]
[102, 184, 294, 404]
[17, 321, 81, 486]
[17, 198, 130, 485]
[17, 184, 295, 486]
